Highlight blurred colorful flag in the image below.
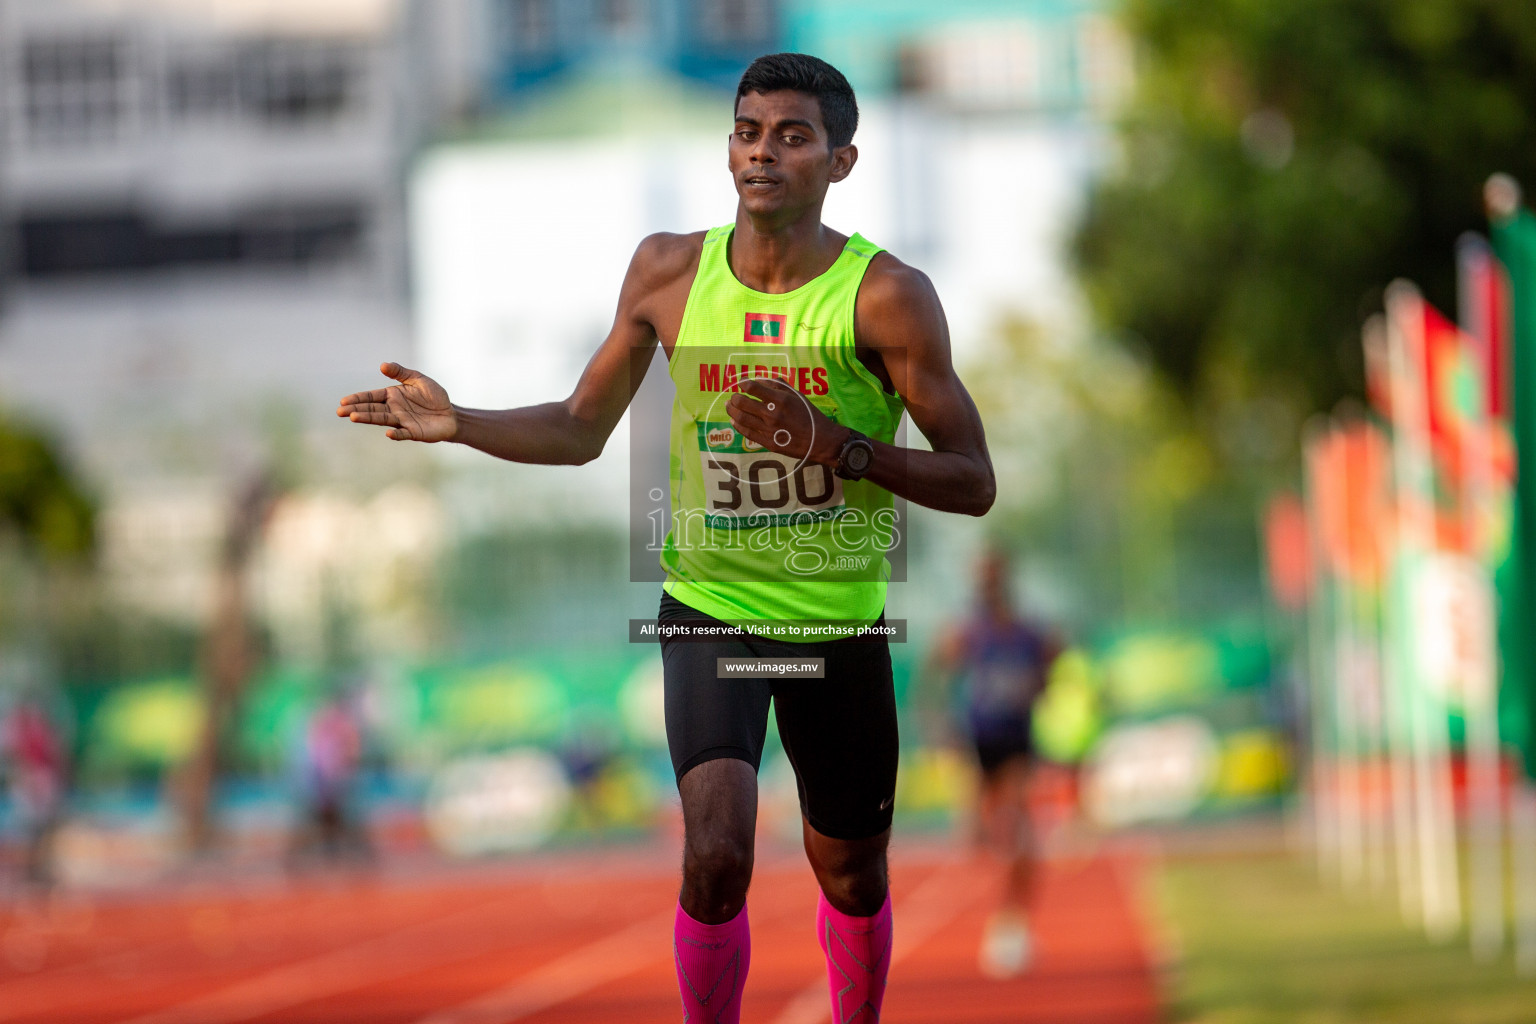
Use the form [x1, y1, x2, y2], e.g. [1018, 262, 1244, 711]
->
[1309, 422, 1392, 586]
[1263, 492, 1311, 612]
[1459, 235, 1513, 421]
[1385, 281, 1469, 932]
[1458, 236, 1518, 554]
[1491, 201, 1536, 779]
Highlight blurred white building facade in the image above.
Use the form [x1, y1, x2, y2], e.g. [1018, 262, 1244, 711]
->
[0, 0, 463, 636]
[0, 0, 429, 460]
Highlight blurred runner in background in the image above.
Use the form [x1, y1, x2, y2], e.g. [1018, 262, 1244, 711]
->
[3, 694, 67, 888]
[927, 550, 1062, 977]
[288, 691, 372, 867]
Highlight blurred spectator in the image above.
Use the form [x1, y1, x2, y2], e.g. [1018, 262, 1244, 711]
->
[561, 713, 618, 832]
[925, 550, 1062, 978]
[288, 691, 371, 867]
[3, 695, 67, 887]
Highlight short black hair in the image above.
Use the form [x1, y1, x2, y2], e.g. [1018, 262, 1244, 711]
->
[735, 53, 858, 149]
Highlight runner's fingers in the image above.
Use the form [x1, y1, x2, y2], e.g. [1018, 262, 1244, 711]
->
[726, 394, 766, 424]
[730, 417, 799, 454]
[346, 410, 400, 427]
[735, 377, 783, 401]
[345, 402, 393, 416]
[337, 388, 391, 408]
[732, 391, 809, 432]
[726, 410, 768, 447]
[726, 412, 755, 439]
[727, 411, 772, 446]
[737, 379, 800, 416]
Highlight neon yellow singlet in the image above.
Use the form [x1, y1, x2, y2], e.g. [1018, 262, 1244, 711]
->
[661, 224, 905, 639]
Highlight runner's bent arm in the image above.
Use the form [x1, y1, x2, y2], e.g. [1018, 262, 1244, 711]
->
[850, 258, 995, 515]
[339, 233, 696, 463]
[726, 254, 995, 515]
[449, 235, 691, 464]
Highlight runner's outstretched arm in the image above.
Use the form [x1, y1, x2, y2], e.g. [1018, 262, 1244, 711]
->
[724, 254, 996, 516]
[337, 234, 690, 464]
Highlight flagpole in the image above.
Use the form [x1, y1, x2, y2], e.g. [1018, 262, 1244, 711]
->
[1387, 280, 1463, 939]
[1358, 419, 1393, 896]
[1332, 422, 1367, 892]
[1365, 315, 1422, 920]
[1360, 422, 1392, 897]
[1303, 418, 1341, 881]
[1260, 495, 1313, 856]
[1457, 234, 1507, 961]
[1339, 413, 1391, 895]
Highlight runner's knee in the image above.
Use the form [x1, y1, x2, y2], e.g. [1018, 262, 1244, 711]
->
[816, 859, 887, 917]
[681, 829, 754, 919]
[807, 834, 889, 916]
[685, 821, 754, 884]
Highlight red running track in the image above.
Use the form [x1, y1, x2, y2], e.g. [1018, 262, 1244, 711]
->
[0, 844, 1158, 1024]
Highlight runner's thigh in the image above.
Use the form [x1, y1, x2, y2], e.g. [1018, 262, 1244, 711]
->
[772, 632, 898, 840]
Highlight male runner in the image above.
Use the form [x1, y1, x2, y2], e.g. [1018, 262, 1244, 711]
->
[927, 550, 1060, 977]
[338, 53, 994, 1023]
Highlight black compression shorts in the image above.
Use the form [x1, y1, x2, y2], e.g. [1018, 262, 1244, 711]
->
[658, 593, 899, 841]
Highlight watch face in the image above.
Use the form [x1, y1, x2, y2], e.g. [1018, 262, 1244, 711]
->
[845, 443, 872, 475]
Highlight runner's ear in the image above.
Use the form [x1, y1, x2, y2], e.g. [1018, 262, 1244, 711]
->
[829, 144, 857, 184]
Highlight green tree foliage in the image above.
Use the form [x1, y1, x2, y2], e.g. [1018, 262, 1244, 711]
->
[1076, 0, 1536, 434]
[0, 415, 95, 558]
[965, 317, 1264, 629]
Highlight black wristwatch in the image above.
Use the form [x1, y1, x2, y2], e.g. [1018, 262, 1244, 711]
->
[833, 429, 875, 481]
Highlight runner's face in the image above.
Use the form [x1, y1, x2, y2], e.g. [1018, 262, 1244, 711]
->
[730, 90, 855, 221]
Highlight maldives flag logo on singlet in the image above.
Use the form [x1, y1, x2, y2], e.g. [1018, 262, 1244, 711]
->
[744, 312, 787, 343]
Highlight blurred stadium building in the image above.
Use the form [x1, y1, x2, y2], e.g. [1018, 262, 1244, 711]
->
[484, 0, 778, 96]
[0, 0, 430, 444]
[0, 0, 469, 633]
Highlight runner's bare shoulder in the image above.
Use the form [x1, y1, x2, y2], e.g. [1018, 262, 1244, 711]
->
[857, 250, 941, 321]
[629, 231, 708, 292]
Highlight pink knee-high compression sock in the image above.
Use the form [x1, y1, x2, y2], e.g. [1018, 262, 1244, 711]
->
[817, 891, 893, 1024]
[674, 902, 750, 1024]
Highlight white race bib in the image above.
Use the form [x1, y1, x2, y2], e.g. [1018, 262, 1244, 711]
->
[695, 422, 845, 529]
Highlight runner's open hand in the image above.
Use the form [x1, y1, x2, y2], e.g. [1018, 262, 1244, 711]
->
[726, 377, 846, 466]
[336, 362, 457, 442]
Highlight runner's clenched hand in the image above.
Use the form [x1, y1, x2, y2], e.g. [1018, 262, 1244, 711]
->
[336, 362, 457, 442]
[726, 377, 848, 466]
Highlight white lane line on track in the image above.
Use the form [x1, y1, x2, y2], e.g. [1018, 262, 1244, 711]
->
[769, 857, 987, 1024]
[410, 908, 675, 1024]
[109, 894, 572, 1024]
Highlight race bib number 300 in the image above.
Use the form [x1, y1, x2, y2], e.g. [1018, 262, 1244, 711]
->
[695, 422, 846, 529]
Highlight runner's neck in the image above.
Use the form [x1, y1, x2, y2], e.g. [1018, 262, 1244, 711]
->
[728, 212, 848, 295]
